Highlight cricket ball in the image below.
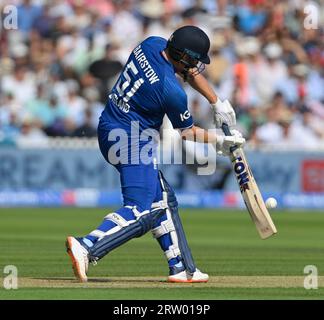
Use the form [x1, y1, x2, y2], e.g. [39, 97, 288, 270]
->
[265, 197, 277, 209]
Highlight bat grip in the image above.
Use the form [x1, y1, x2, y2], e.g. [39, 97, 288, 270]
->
[221, 123, 232, 136]
[221, 123, 238, 153]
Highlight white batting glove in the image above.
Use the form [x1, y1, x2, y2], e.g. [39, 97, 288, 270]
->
[215, 129, 245, 156]
[211, 99, 236, 128]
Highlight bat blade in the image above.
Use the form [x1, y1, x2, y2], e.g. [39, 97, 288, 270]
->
[230, 147, 277, 239]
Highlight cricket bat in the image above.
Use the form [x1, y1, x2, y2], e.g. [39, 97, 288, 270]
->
[221, 124, 277, 239]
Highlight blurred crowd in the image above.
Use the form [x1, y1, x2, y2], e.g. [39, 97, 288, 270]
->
[0, 0, 323, 149]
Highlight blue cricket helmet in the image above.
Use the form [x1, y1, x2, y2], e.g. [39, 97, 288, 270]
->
[167, 25, 211, 65]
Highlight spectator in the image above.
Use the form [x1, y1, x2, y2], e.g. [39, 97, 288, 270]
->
[1, 65, 36, 107]
[64, 80, 87, 127]
[254, 42, 287, 103]
[73, 108, 97, 137]
[42, 95, 68, 137]
[16, 117, 49, 148]
[277, 63, 323, 106]
[26, 84, 49, 126]
[110, 0, 142, 52]
[17, 0, 43, 37]
[206, 34, 230, 86]
[255, 106, 283, 144]
[0, 113, 21, 145]
[0, 0, 322, 150]
[89, 43, 123, 103]
[234, 0, 269, 35]
[33, 4, 56, 38]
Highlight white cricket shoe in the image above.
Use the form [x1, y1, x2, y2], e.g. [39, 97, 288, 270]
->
[66, 236, 89, 282]
[168, 268, 209, 283]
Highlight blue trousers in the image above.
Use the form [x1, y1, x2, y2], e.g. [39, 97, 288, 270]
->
[87, 121, 180, 267]
[97, 121, 162, 211]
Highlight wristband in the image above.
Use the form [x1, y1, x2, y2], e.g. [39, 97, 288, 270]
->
[210, 99, 223, 111]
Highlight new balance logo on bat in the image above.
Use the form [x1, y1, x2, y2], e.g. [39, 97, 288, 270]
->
[234, 156, 250, 192]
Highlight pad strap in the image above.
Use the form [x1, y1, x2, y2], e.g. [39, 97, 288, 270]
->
[151, 199, 168, 210]
[125, 205, 150, 219]
[104, 212, 133, 228]
[89, 230, 106, 239]
[151, 219, 175, 239]
[165, 245, 181, 261]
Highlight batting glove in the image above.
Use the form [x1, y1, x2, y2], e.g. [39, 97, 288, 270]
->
[211, 99, 236, 129]
[215, 129, 245, 156]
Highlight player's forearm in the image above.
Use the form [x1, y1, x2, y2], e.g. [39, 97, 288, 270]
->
[187, 73, 218, 104]
[181, 125, 217, 144]
[188, 74, 237, 129]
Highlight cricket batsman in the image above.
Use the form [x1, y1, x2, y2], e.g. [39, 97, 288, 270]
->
[66, 25, 245, 283]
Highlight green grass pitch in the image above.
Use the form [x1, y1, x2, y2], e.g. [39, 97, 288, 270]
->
[0, 208, 323, 300]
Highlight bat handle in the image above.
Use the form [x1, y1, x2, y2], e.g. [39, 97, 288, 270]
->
[221, 123, 232, 136]
[221, 123, 238, 153]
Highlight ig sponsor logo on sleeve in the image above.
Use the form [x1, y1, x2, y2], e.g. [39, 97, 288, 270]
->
[180, 110, 191, 122]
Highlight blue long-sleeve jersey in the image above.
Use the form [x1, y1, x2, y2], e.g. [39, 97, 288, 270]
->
[100, 36, 193, 133]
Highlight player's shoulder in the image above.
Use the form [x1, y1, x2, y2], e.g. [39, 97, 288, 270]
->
[163, 75, 187, 103]
[142, 36, 167, 48]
